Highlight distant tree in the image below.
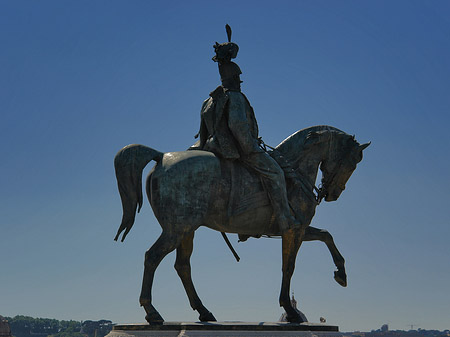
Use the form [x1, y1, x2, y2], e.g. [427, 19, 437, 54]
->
[48, 330, 84, 337]
[80, 320, 112, 337]
[7, 315, 34, 337]
[6, 316, 82, 337]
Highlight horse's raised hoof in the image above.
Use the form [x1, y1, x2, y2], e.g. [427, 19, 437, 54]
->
[334, 269, 347, 287]
[199, 311, 217, 322]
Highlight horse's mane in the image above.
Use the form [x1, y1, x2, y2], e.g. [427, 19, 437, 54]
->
[275, 125, 350, 163]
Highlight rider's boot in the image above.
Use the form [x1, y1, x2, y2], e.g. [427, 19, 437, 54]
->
[265, 182, 302, 233]
[243, 151, 302, 233]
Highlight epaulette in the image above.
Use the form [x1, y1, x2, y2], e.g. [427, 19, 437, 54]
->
[209, 85, 227, 99]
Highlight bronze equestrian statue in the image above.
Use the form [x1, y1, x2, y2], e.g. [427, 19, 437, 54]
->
[113, 26, 370, 324]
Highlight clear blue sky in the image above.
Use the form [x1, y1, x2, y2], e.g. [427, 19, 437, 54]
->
[1, 0, 449, 332]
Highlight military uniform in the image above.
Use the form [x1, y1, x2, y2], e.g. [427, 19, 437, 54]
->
[192, 26, 299, 232]
[196, 86, 296, 232]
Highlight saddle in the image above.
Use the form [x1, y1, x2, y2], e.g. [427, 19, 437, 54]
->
[223, 149, 311, 242]
[225, 160, 271, 218]
[221, 159, 273, 242]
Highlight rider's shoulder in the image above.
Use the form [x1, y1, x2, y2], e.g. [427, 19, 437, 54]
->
[209, 85, 226, 99]
[225, 91, 247, 110]
[225, 90, 245, 103]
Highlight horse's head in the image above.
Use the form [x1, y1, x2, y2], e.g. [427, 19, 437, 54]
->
[319, 133, 370, 202]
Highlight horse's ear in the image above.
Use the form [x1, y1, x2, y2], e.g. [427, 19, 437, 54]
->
[355, 142, 370, 162]
[359, 142, 371, 151]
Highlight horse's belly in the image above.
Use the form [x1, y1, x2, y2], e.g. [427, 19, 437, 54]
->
[207, 206, 275, 236]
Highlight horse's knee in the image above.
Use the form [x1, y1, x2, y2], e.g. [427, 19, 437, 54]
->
[144, 250, 153, 266]
[174, 260, 190, 275]
[144, 249, 162, 267]
[144, 249, 153, 259]
[320, 229, 332, 241]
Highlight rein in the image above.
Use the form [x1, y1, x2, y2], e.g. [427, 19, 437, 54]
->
[221, 134, 336, 253]
[318, 130, 349, 203]
[259, 138, 324, 205]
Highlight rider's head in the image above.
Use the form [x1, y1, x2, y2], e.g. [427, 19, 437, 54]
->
[218, 61, 242, 91]
[212, 26, 242, 92]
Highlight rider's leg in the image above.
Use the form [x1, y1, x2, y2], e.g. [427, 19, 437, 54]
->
[241, 152, 301, 232]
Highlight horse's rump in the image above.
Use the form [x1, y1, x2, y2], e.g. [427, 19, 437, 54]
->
[147, 150, 221, 226]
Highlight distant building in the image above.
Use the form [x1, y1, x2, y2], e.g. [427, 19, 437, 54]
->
[0, 316, 12, 337]
[279, 293, 308, 323]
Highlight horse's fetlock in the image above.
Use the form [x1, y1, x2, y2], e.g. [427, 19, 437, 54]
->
[279, 297, 290, 307]
[140, 297, 151, 306]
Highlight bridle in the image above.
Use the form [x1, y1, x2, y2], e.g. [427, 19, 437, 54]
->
[318, 131, 356, 203]
[260, 138, 324, 205]
[260, 132, 349, 206]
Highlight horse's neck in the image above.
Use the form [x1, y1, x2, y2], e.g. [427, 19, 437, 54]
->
[293, 143, 325, 189]
[276, 126, 336, 186]
[283, 140, 328, 225]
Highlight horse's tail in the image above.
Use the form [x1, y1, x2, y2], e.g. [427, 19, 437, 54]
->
[114, 144, 164, 242]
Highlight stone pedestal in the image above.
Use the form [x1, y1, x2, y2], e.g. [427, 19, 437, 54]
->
[107, 322, 343, 337]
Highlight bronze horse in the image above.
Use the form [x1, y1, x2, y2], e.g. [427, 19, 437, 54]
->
[114, 125, 369, 324]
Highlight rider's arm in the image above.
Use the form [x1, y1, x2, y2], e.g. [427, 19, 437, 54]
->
[198, 99, 209, 148]
[227, 92, 261, 155]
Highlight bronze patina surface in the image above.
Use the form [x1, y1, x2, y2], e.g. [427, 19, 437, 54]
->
[113, 26, 369, 325]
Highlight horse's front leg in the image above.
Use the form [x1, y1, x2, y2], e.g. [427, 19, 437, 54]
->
[174, 231, 216, 322]
[279, 228, 305, 323]
[303, 226, 347, 287]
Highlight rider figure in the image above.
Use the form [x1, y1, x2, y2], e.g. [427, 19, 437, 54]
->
[192, 27, 301, 233]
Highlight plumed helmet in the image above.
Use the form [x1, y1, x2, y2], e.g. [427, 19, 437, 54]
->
[213, 25, 242, 85]
[212, 24, 239, 64]
[212, 42, 239, 64]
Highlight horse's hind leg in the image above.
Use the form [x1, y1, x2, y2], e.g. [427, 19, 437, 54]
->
[139, 230, 184, 324]
[303, 226, 347, 287]
[279, 228, 305, 323]
[174, 232, 216, 322]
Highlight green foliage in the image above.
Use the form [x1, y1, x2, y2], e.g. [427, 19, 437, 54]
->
[48, 331, 84, 337]
[5, 316, 86, 337]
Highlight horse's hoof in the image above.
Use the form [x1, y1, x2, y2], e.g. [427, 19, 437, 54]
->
[199, 311, 217, 322]
[143, 305, 164, 325]
[287, 314, 305, 324]
[334, 270, 347, 287]
[145, 312, 164, 325]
